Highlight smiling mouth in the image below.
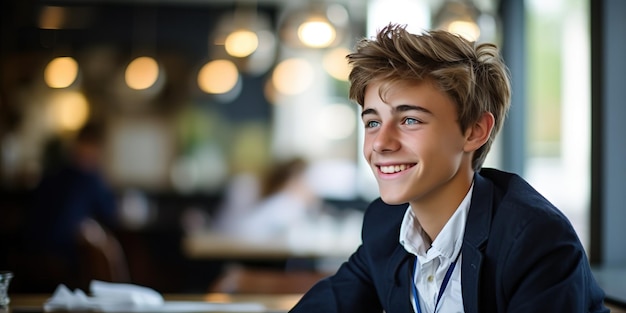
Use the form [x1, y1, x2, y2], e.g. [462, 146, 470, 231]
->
[379, 164, 416, 174]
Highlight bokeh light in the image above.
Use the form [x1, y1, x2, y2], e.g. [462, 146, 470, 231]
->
[297, 18, 336, 48]
[47, 91, 90, 131]
[272, 58, 314, 95]
[225, 30, 259, 58]
[125, 56, 160, 90]
[197, 59, 239, 94]
[44, 56, 79, 88]
[323, 47, 351, 81]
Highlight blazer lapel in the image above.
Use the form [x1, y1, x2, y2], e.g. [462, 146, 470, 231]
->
[385, 244, 413, 313]
[461, 173, 495, 313]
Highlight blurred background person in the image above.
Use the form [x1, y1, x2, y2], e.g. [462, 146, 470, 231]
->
[18, 121, 120, 292]
[209, 172, 261, 236]
[228, 157, 322, 242]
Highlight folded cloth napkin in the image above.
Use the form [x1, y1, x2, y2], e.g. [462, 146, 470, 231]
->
[90, 280, 164, 307]
[44, 281, 266, 312]
[44, 280, 164, 312]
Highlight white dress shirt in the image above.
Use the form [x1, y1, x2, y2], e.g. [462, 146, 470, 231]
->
[399, 184, 473, 313]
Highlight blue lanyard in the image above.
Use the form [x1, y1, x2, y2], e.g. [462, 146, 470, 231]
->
[411, 249, 462, 313]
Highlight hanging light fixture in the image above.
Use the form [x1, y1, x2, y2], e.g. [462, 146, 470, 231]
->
[433, 0, 482, 42]
[124, 7, 165, 93]
[279, 2, 349, 49]
[212, 2, 277, 75]
[40, 27, 81, 89]
[219, 3, 260, 58]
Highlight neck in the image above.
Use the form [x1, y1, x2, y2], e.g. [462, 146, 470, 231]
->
[413, 207, 456, 243]
[410, 170, 474, 242]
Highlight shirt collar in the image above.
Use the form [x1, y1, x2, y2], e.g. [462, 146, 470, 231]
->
[399, 183, 474, 261]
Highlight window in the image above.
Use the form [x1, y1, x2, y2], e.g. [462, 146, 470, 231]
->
[524, 0, 591, 250]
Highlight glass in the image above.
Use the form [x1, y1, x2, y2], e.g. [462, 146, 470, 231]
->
[0, 271, 12, 308]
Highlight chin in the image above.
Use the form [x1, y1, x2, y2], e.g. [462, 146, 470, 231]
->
[379, 193, 409, 205]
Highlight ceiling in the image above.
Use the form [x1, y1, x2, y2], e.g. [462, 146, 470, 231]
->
[37, 0, 369, 21]
[2, 0, 501, 55]
[37, 0, 500, 26]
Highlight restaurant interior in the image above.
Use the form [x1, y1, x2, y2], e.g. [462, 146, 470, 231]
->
[1, 0, 625, 311]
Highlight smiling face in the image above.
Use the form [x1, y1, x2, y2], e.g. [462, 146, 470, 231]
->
[361, 79, 478, 211]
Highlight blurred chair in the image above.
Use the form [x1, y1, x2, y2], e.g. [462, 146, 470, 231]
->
[76, 218, 130, 285]
[209, 264, 328, 294]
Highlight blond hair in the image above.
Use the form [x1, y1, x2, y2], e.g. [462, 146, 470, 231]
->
[348, 23, 511, 171]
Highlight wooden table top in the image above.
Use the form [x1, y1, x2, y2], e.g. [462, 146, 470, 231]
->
[6, 293, 303, 313]
[182, 230, 357, 260]
[7, 292, 625, 313]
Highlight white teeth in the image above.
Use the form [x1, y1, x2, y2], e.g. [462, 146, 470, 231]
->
[380, 164, 409, 173]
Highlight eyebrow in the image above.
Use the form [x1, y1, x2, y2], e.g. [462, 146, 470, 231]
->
[360, 108, 376, 118]
[396, 104, 433, 114]
[360, 104, 433, 118]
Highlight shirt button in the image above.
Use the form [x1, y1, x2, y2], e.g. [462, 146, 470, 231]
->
[427, 275, 434, 282]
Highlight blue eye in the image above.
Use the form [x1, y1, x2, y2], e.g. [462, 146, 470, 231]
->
[404, 118, 421, 125]
[365, 120, 380, 128]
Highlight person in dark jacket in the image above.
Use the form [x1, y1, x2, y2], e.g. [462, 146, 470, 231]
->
[21, 122, 118, 291]
[290, 23, 607, 313]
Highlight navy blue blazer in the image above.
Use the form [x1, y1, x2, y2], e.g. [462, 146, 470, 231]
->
[290, 168, 608, 312]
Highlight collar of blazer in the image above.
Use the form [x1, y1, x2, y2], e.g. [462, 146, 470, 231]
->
[460, 171, 497, 313]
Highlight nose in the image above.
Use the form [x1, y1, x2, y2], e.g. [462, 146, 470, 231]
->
[372, 124, 400, 153]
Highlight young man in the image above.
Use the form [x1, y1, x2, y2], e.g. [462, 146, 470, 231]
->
[290, 24, 607, 313]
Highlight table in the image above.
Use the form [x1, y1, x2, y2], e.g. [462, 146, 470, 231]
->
[182, 226, 361, 294]
[182, 210, 363, 261]
[182, 231, 358, 260]
[8, 291, 625, 313]
[6, 293, 302, 313]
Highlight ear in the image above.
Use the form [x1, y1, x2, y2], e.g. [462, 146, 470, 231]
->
[463, 112, 495, 152]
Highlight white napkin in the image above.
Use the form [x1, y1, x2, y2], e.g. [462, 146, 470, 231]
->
[44, 280, 163, 312]
[90, 280, 164, 307]
[43, 280, 266, 312]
